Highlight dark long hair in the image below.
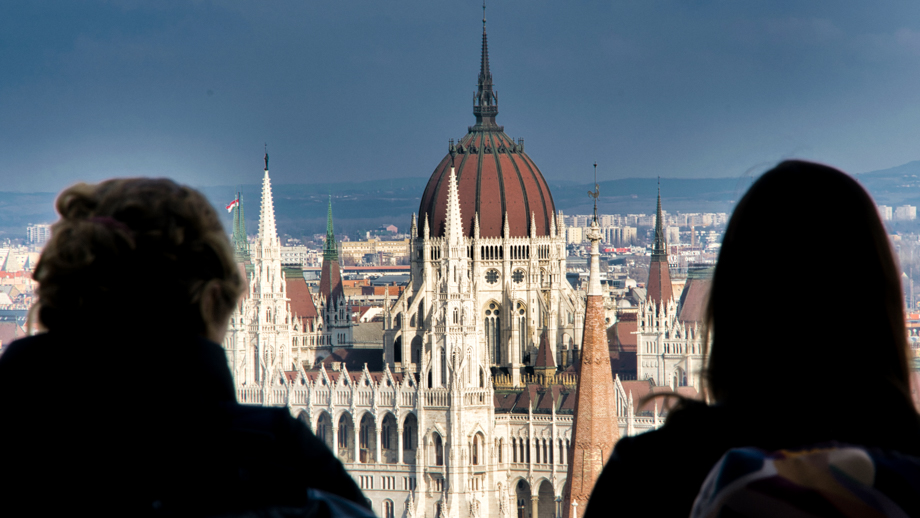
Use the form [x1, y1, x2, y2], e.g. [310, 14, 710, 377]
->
[705, 161, 915, 419]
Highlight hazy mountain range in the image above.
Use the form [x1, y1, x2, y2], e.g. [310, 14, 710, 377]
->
[5, 160, 920, 240]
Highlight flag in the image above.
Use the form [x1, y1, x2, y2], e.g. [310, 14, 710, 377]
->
[226, 198, 239, 213]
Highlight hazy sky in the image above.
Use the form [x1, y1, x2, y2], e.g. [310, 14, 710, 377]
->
[4, 0, 920, 192]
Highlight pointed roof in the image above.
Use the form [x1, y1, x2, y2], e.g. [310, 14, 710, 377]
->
[677, 266, 713, 323]
[535, 330, 555, 371]
[258, 155, 278, 249]
[473, 2, 498, 129]
[564, 221, 619, 517]
[320, 196, 344, 304]
[323, 196, 338, 262]
[647, 182, 673, 305]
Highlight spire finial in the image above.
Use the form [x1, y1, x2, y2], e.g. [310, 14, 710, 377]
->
[264, 143, 269, 171]
[473, 2, 498, 129]
[588, 162, 600, 225]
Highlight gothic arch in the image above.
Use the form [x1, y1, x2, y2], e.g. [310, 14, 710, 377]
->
[314, 410, 334, 451]
[411, 335, 422, 364]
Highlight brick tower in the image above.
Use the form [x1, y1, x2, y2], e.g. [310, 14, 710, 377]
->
[563, 217, 619, 518]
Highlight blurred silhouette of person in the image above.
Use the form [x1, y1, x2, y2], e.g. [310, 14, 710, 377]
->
[585, 161, 920, 517]
[0, 179, 371, 516]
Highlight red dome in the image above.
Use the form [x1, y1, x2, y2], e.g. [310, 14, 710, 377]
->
[418, 133, 556, 239]
[417, 20, 556, 239]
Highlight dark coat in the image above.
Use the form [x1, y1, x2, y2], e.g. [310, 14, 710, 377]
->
[0, 332, 368, 517]
[584, 401, 920, 517]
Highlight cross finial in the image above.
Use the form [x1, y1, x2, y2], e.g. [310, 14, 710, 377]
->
[264, 143, 269, 171]
[483, 0, 486, 26]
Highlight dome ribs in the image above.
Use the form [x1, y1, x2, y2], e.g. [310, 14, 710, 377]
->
[477, 135, 504, 237]
[418, 154, 451, 238]
[487, 132, 509, 234]
[499, 132, 533, 236]
[517, 151, 552, 236]
[456, 150, 477, 237]
[418, 131, 556, 239]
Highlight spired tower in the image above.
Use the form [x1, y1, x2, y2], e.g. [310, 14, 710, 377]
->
[318, 196, 353, 348]
[563, 216, 618, 518]
[231, 192, 250, 264]
[381, 7, 585, 517]
[224, 153, 296, 385]
[646, 183, 673, 305]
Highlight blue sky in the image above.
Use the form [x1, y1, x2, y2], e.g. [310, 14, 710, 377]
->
[4, 0, 920, 192]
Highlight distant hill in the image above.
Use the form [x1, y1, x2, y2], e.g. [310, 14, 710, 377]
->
[4, 161, 920, 240]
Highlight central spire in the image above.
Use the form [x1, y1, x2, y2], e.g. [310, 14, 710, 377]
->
[473, 1, 499, 130]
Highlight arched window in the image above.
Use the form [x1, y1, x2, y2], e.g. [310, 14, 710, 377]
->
[394, 336, 402, 363]
[472, 434, 481, 465]
[338, 420, 348, 448]
[517, 302, 527, 360]
[512, 437, 517, 463]
[383, 500, 394, 518]
[453, 308, 459, 324]
[434, 433, 444, 466]
[484, 302, 501, 364]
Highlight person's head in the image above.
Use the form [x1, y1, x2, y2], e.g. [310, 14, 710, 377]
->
[33, 178, 244, 341]
[705, 160, 913, 413]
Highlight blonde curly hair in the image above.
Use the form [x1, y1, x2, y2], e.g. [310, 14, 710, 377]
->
[32, 178, 244, 338]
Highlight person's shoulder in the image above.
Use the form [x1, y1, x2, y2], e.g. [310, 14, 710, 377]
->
[615, 400, 724, 457]
[0, 333, 55, 374]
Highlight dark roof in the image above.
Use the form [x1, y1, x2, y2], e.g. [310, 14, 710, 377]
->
[493, 384, 574, 414]
[646, 257, 673, 305]
[320, 348, 384, 372]
[677, 267, 713, 323]
[320, 258, 344, 304]
[287, 276, 318, 320]
[607, 313, 638, 353]
[534, 330, 555, 369]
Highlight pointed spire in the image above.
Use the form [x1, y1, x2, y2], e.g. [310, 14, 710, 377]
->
[473, 1, 499, 129]
[647, 178, 673, 305]
[503, 211, 510, 239]
[258, 156, 278, 248]
[445, 167, 463, 246]
[564, 205, 618, 517]
[323, 195, 338, 262]
[530, 211, 537, 238]
[550, 212, 557, 238]
[652, 177, 666, 258]
[473, 212, 481, 239]
[423, 214, 430, 240]
[410, 213, 418, 238]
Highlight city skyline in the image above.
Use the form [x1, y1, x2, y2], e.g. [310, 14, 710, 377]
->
[6, 1, 920, 192]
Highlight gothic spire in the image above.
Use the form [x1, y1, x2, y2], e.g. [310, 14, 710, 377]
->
[652, 178, 666, 259]
[564, 219, 618, 517]
[445, 167, 463, 247]
[323, 195, 338, 262]
[258, 158, 278, 248]
[473, 1, 498, 129]
[647, 178, 674, 305]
